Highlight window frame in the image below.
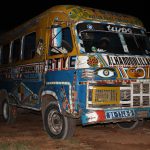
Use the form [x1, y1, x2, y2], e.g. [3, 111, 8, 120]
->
[22, 32, 36, 61]
[62, 27, 73, 51]
[49, 27, 73, 56]
[11, 38, 22, 63]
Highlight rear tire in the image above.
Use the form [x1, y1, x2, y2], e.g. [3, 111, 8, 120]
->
[44, 104, 76, 139]
[117, 120, 139, 130]
[2, 100, 17, 124]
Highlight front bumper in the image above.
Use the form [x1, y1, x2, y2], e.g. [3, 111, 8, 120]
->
[81, 107, 150, 125]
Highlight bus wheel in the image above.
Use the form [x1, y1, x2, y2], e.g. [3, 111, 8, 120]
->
[2, 100, 17, 124]
[117, 120, 139, 130]
[44, 104, 76, 139]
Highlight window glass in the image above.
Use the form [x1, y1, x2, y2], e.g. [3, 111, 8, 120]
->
[23, 32, 36, 60]
[62, 27, 73, 52]
[81, 31, 124, 54]
[1, 44, 10, 64]
[77, 23, 150, 56]
[50, 27, 73, 55]
[124, 34, 150, 55]
[12, 39, 21, 63]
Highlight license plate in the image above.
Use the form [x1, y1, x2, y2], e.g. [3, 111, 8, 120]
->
[106, 110, 135, 120]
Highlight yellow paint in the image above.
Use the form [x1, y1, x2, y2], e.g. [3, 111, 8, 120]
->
[127, 68, 145, 78]
[115, 67, 121, 79]
[92, 86, 120, 105]
[49, 5, 143, 27]
[146, 66, 150, 78]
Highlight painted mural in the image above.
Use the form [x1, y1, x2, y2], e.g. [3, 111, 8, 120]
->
[64, 5, 143, 26]
[0, 5, 150, 139]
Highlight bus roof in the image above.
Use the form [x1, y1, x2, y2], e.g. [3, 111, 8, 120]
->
[49, 5, 143, 27]
[0, 5, 144, 43]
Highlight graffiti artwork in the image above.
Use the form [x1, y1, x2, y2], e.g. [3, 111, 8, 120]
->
[0, 5, 150, 140]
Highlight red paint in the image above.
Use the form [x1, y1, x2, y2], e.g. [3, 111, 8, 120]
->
[96, 110, 106, 122]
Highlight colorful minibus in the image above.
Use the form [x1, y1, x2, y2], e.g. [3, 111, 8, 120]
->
[0, 5, 150, 139]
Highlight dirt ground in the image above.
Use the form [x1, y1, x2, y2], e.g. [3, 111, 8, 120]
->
[0, 111, 150, 150]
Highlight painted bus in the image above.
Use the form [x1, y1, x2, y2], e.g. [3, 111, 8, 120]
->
[0, 5, 150, 139]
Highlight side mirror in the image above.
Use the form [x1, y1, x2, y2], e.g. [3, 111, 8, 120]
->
[51, 25, 62, 48]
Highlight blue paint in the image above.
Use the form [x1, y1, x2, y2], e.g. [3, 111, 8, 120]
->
[0, 20, 150, 127]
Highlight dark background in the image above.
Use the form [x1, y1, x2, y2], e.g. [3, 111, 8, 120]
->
[0, 0, 149, 35]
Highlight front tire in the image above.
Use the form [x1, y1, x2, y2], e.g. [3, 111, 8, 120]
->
[2, 100, 17, 124]
[44, 104, 76, 139]
[117, 120, 139, 130]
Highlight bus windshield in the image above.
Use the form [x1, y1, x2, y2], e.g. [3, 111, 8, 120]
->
[77, 23, 150, 56]
[124, 34, 150, 55]
[81, 31, 124, 54]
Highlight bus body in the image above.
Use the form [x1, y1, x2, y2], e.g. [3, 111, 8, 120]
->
[0, 5, 150, 139]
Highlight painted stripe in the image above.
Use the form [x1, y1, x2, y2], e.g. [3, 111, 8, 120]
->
[97, 54, 108, 66]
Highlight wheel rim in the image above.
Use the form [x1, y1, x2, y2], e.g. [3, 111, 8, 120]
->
[3, 102, 8, 120]
[47, 109, 63, 135]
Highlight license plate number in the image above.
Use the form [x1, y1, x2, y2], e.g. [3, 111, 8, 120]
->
[106, 110, 135, 120]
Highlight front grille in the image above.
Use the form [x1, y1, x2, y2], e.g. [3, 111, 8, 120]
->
[133, 84, 140, 94]
[143, 96, 149, 106]
[120, 82, 150, 107]
[143, 84, 149, 94]
[133, 96, 140, 106]
[87, 82, 150, 109]
[120, 89, 131, 101]
[92, 87, 120, 105]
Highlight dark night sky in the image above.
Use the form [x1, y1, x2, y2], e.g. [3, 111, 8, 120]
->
[0, 0, 149, 35]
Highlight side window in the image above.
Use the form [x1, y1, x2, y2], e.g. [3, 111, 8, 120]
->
[1, 44, 10, 64]
[62, 27, 73, 51]
[23, 32, 36, 60]
[50, 27, 73, 55]
[12, 38, 21, 63]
